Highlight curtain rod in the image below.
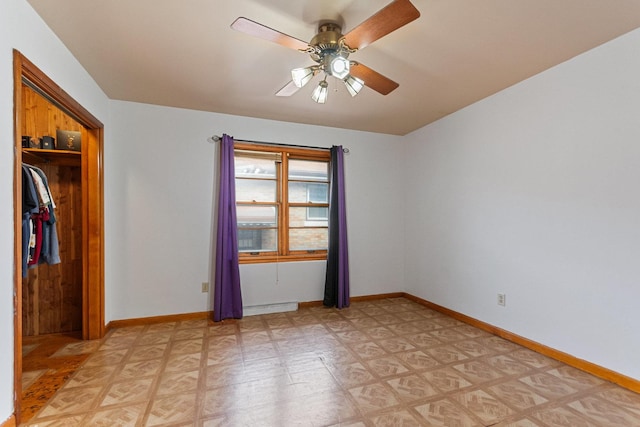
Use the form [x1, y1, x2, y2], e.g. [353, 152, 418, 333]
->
[210, 135, 349, 154]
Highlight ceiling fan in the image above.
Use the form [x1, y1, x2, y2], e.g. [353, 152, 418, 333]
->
[231, 0, 420, 103]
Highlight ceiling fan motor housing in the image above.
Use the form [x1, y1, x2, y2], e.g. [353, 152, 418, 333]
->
[309, 23, 348, 63]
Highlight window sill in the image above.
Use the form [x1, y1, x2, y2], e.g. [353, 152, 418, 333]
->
[239, 253, 327, 264]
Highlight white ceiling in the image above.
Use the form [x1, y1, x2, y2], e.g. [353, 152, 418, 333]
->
[28, 0, 640, 135]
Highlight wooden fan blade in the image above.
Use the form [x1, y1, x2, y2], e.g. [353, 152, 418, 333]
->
[231, 17, 309, 51]
[276, 80, 301, 97]
[350, 62, 399, 95]
[343, 0, 420, 50]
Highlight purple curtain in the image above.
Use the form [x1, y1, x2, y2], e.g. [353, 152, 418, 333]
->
[323, 145, 350, 308]
[213, 134, 243, 321]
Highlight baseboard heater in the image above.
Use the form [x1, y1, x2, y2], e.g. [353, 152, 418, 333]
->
[243, 302, 298, 316]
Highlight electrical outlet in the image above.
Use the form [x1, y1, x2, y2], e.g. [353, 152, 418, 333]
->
[201, 282, 209, 293]
[497, 293, 506, 306]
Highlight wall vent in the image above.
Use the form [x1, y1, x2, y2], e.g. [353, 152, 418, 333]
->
[243, 302, 298, 316]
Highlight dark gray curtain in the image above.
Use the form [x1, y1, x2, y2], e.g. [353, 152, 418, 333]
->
[213, 134, 243, 321]
[323, 145, 350, 308]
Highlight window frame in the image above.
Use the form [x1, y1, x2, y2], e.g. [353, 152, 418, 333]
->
[234, 142, 330, 264]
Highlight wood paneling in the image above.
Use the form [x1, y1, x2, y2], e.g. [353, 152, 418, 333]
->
[21, 85, 84, 336]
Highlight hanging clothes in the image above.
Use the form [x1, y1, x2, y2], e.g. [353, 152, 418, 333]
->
[22, 163, 61, 276]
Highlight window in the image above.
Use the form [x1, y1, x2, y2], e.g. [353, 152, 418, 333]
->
[234, 143, 330, 263]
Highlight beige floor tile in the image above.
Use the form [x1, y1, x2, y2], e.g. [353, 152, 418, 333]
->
[84, 403, 146, 427]
[145, 392, 198, 426]
[413, 398, 479, 426]
[21, 297, 640, 427]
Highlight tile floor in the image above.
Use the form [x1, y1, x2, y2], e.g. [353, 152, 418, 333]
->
[20, 297, 640, 426]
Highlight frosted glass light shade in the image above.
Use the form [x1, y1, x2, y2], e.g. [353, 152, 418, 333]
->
[311, 80, 329, 103]
[344, 75, 364, 97]
[291, 67, 315, 88]
[329, 56, 350, 79]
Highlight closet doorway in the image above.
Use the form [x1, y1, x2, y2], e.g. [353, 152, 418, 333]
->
[12, 50, 105, 424]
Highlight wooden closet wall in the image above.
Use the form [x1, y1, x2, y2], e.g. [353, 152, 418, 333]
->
[21, 84, 84, 336]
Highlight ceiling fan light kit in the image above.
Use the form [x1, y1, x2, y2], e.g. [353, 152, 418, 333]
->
[344, 75, 365, 97]
[231, 0, 420, 104]
[311, 79, 329, 104]
[291, 66, 318, 88]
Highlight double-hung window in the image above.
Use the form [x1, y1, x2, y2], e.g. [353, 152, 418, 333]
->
[234, 142, 330, 263]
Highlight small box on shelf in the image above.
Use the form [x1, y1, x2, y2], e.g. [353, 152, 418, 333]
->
[23, 135, 41, 149]
[41, 136, 55, 149]
[56, 130, 81, 151]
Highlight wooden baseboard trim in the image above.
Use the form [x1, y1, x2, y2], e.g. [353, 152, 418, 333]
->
[105, 311, 213, 332]
[298, 292, 405, 309]
[1, 414, 16, 427]
[403, 293, 640, 394]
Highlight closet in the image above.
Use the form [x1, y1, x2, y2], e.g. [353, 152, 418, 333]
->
[21, 84, 84, 335]
[13, 50, 105, 423]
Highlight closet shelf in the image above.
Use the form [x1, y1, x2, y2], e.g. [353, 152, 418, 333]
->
[23, 148, 80, 166]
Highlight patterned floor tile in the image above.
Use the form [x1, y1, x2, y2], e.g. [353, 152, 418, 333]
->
[413, 398, 478, 426]
[386, 322, 424, 336]
[239, 330, 271, 345]
[405, 332, 442, 348]
[486, 354, 532, 376]
[568, 395, 640, 426]
[519, 372, 581, 399]
[547, 365, 605, 390]
[22, 297, 640, 427]
[374, 313, 405, 325]
[496, 418, 543, 427]
[369, 409, 423, 426]
[23, 415, 86, 426]
[510, 348, 560, 369]
[145, 322, 177, 333]
[174, 327, 206, 341]
[348, 383, 400, 414]
[454, 339, 496, 357]
[366, 356, 410, 378]
[65, 365, 117, 388]
[597, 387, 640, 417]
[330, 361, 377, 387]
[335, 330, 371, 343]
[100, 378, 154, 406]
[532, 405, 600, 427]
[116, 358, 163, 380]
[128, 343, 168, 361]
[51, 340, 102, 357]
[169, 338, 203, 355]
[489, 380, 549, 410]
[165, 352, 203, 374]
[83, 349, 129, 368]
[422, 367, 473, 392]
[155, 369, 200, 396]
[36, 385, 103, 418]
[145, 392, 198, 426]
[348, 341, 388, 360]
[386, 374, 439, 402]
[377, 337, 416, 353]
[135, 331, 173, 346]
[426, 345, 469, 363]
[394, 350, 440, 371]
[452, 360, 504, 384]
[454, 389, 514, 424]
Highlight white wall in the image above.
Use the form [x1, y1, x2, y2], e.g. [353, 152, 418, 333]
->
[404, 28, 640, 380]
[0, 0, 110, 422]
[107, 100, 405, 320]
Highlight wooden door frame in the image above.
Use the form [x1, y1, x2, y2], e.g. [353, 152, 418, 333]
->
[12, 50, 105, 424]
